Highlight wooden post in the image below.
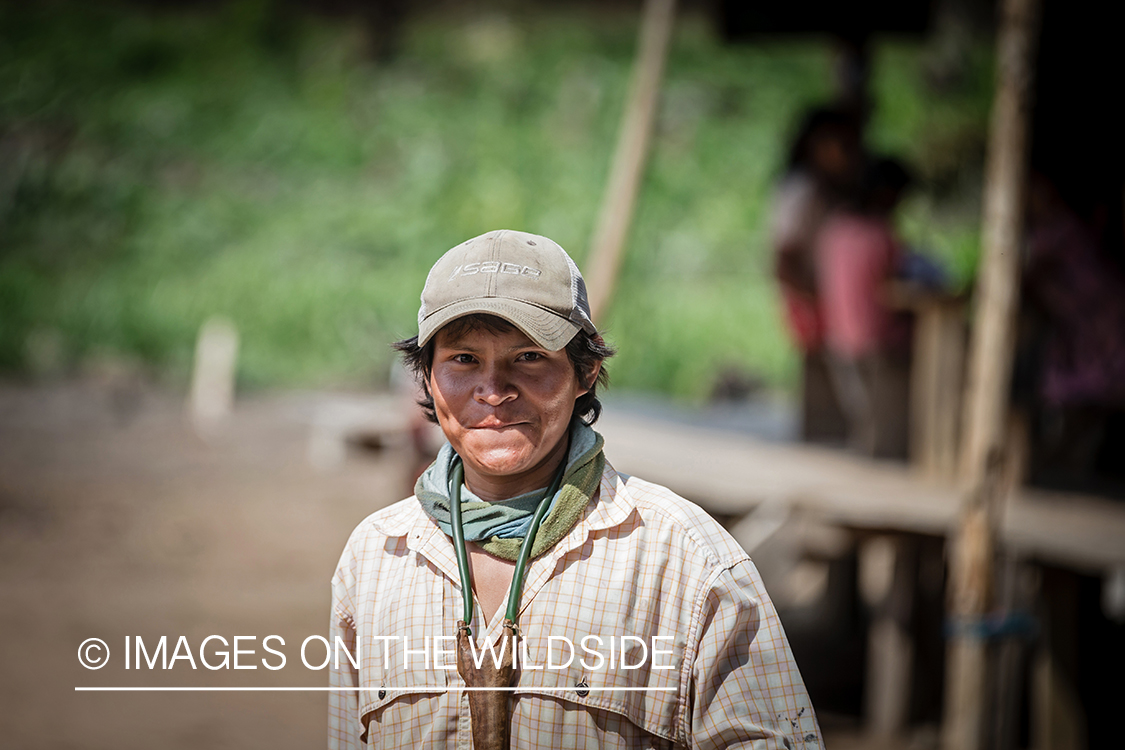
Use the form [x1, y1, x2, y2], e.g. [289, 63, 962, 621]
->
[187, 316, 239, 437]
[584, 0, 676, 324]
[1032, 569, 1087, 750]
[908, 295, 967, 480]
[942, 0, 1040, 747]
[863, 534, 919, 738]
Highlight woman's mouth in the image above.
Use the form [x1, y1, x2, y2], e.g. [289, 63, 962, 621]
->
[472, 418, 525, 429]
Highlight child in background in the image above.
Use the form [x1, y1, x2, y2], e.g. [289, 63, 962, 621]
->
[771, 106, 865, 443]
[816, 157, 914, 456]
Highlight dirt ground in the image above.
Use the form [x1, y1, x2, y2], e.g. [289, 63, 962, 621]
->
[0, 378, 906, 749]
[0, 378, 410, 749]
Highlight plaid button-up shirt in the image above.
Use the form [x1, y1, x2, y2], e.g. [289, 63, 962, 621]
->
[329, 461, 823, 749]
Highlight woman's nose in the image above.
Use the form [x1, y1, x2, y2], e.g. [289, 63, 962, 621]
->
[474, 365, 517, 405]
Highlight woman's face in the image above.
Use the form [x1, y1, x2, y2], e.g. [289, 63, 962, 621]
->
[427, 323, 596, 500]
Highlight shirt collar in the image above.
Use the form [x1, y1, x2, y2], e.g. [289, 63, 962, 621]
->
[388, 460, 636, 638]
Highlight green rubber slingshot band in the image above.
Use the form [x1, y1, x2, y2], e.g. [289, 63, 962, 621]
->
[447, 456, 567, 634]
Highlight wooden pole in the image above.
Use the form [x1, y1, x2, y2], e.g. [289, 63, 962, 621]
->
[864, 534, 919, 737]
[188, 316, 239, 437]
[942, 0, 1040, 747]
[585, 0, 676, 324]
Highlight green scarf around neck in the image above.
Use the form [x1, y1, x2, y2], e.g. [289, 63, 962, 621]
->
[415, 421, 605, 562]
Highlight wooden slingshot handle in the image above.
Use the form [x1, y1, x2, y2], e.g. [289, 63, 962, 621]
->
[456, 620, 519, 750]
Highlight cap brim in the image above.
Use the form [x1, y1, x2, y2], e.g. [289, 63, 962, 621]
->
[418, 298, 580, 351]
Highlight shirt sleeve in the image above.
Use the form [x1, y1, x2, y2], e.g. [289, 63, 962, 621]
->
[688, 559, 824, 750]
[328, 547, 363, 750]
[771, 173, 820, 253]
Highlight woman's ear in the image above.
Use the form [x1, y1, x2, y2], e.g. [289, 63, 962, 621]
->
[583, 334, 608, 391]
[581, 360, 602, 394]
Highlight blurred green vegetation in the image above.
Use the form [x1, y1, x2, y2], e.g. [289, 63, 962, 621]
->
[0, 1, 993, 398]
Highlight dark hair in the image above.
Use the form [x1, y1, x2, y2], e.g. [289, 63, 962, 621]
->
[393, 314, 616, 426]
[786, 106, 862, 171]
[856, 156, 913, 214]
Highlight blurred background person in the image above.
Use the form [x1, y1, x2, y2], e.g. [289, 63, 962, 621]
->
[817, 156, 915, 457]
[771, 105, 864, 443]
[1022, 171, 1125, 482]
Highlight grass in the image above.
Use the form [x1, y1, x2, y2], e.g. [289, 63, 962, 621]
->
[0, 1, 993, 398]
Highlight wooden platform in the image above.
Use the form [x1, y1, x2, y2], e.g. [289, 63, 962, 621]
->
[597, 411, 1125, 574]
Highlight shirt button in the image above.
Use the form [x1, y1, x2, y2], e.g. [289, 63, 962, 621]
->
[575, 680, 589, 698]
[378, 689, 386, 700]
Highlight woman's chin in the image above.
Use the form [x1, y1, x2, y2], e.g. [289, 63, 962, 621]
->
[459, 436, 534, 475]
[470, 450, 535, 478]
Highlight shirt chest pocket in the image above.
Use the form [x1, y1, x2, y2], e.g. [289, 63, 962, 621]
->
[356, 557, 457, 712]
[500, 542, 699, 742]
[510, 616, 687, 742]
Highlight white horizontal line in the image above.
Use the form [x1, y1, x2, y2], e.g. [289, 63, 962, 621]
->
[75, 686, 676, 692]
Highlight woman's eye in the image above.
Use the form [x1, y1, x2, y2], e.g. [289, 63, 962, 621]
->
[517, 351, 543, 362]
[454, 353, 475, 364]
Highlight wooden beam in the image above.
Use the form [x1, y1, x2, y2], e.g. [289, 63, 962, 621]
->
[584, 0, 677, 324]
[942, 0, 1041, 747]
[596, 409, 1125, 573]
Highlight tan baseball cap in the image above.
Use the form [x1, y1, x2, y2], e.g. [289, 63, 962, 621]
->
[417, 230, 598, 351]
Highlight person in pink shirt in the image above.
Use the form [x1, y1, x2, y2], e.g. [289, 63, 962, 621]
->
[816, 157, 913, 456]
[770, 107, 864, 443]
[771, 108, 863, 354]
